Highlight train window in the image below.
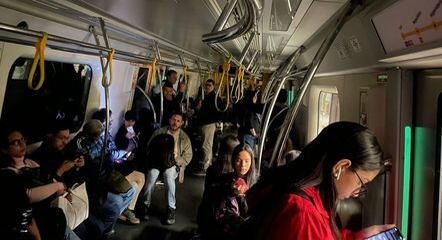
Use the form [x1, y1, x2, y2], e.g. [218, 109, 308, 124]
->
[317, 91, 340, 134]
[1, 57, 92, 143]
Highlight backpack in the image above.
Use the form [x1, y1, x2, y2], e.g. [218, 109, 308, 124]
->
[147, 133, 176, 170]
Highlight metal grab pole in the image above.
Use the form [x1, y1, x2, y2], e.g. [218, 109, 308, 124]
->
[239, 31, 256, 64]
[269, 0, 360, 168]
[256, 73, 296, 174]
[257, 47, 304, 171]
[202, 0, 259, 43]
[212, 0, 238, 32]
[197, 60, 205, 100]
[247, 50, 259, 71]
[98, 17, 112, 173]
[135, 86, 157, 123]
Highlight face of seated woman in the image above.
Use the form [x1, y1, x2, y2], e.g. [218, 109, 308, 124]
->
[7, 131, 27, 159]
[234, 150, 251, 178]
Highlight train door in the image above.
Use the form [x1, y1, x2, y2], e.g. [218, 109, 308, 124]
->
[361, 85, 387, 227]
[412, 69, 442, 240]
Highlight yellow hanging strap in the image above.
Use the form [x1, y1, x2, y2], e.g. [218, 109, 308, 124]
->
[102, 48, 115, 87]
[147, 57, 157, 92]
[249, 76, 257, 91]
[213, 71, 220, 85]
[231, 65, 245, 103]
[215, 58, 231, 112]
[28, 32, 48, 90]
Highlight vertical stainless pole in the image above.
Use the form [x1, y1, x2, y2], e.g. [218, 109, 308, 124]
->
[256, 45, 304, 174]
[98, 17, 111, 172]
[247, 50, 259, 71]
[269, 0, 360, 168]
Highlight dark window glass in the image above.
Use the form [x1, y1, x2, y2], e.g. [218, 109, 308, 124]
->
[1, 58, 92, 143]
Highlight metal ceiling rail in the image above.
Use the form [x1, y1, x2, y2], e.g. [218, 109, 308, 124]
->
[269, 0, 362, 168]
[202, 0, 259, 44]
[0, 21, 213, 73]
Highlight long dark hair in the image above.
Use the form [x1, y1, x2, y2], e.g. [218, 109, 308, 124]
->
[216, 135, 240, 174]
[231, 144, 258, 187]
[249, 121, 387, 239]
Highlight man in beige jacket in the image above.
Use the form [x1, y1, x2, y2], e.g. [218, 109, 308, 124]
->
[142, 112, 192, 225]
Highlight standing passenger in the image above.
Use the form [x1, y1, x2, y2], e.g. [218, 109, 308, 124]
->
[237, 90, 261, 151]
[194, 79, 223, 176]
[153, 82, 182, 127]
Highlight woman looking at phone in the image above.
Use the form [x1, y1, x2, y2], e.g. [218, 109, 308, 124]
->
[198, 144, 257, 240]
[245, 122, 395, 240]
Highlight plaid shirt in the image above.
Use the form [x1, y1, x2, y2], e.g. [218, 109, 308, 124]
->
[76, 132, 126, 162]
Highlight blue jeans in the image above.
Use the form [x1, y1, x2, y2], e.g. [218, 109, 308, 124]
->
[105, 186, 136, 215]
[65, 227, 81, 240]
[239, 134, 257, 150]
[143, 166, 178, 209]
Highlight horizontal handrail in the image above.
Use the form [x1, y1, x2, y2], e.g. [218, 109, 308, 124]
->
[0, 22, 213, 73]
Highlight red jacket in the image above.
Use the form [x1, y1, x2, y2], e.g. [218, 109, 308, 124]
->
[264, 187, 354, 240]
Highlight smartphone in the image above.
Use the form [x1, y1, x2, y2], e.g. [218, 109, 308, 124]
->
[366, 227, 404, 240]
[127, 126, 135, 134]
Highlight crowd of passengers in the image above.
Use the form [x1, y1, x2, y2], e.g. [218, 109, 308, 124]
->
[0, 69, 396, 240]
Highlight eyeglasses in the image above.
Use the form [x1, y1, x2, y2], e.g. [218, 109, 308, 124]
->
[352, 168, 368, 197]
[9, 137, 27, 146]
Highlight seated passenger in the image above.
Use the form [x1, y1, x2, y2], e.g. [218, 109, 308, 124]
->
[114, 110, 145, 225]
[244, 122, 394, 240]
[69, 120, 136, 237]
[0, 165, 40, 240]
[115, 110, 138, 153]
[0, 128, 79, 240]
[32, 121, 86, 187]
[198, 144, 257, 240]
[141, 112, 192, 224]
[91, 108, 126, 161]
[205, 135, 240, 188]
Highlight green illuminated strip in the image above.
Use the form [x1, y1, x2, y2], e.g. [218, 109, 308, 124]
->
[287, 90, 293, 106]
[402, 126, 412, 237]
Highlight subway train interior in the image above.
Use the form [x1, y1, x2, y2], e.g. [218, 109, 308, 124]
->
[0, 0, 440, 239]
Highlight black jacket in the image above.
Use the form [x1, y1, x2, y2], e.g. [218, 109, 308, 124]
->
[197, 91, 223, 126]
[153, 93, 182, 127]
[32, 142, 86, 187]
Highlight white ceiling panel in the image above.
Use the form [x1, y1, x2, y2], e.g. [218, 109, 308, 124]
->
[285, 1, 345, 47]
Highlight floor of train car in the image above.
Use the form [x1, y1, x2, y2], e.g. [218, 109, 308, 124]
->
[110, 174, 204, 240]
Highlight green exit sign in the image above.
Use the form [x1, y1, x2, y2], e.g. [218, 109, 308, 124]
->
[377, 74, 388, 83]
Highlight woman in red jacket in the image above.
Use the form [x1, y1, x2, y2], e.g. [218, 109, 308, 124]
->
[246, 121, 394, 240]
